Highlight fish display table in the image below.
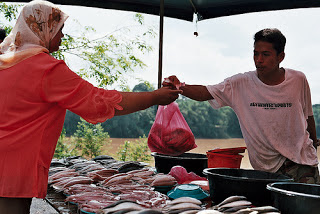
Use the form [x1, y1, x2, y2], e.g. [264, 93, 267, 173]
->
[45, 187, 78, 214]
[46, 156, 212, 213]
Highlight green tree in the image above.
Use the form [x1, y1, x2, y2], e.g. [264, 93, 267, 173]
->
[132, 81, 155, 92]
[63, 92, 244, 139]
[117, 136, 151, 162]
[102, 81, 156, 137]
[62, 82, 157, 138]
[313, 104, 320, 138]
[63, 110, 81, 136]
[52, 14, 156, 89]
[53, 128, 77, 158]
[177, 98, 230, 138]
[0, 2, 20, 33]
[102, 107, 156, 137]
[74, 118, 111, 159]
[225, 108, 243, 138]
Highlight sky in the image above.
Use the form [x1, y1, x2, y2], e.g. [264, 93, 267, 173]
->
[44, 5, 320, 104]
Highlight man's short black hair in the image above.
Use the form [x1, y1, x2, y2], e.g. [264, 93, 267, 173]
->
[254, 28, 286, 55]
[0, 28, 6, 41]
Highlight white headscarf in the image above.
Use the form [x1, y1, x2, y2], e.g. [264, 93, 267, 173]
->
[0, 0, 68, 70]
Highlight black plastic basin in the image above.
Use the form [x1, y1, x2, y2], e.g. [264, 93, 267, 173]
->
[267, 182, 320, 214]
[203, 168, 293, 206]
[151, 152, 208, 176]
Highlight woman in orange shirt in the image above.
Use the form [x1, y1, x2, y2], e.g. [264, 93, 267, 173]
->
[0, 0, 181, 213]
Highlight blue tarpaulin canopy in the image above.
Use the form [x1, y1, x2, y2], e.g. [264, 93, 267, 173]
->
[6, 0, 320, 22]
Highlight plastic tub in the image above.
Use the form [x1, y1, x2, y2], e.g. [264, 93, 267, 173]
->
[208, 147, 246, 155]
[151, 152, 207, 176]
[206, 152, 243, 168]
[267, 182, 320, 214]
[203, 168, 293, 206]
[206, 147, 246, 168]
[167, 184, 209, 200]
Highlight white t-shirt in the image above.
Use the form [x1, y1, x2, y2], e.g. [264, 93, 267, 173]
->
[206, 68, 318, 172]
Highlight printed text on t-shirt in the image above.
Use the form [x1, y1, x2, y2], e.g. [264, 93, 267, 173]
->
[250, 102, 292, 110]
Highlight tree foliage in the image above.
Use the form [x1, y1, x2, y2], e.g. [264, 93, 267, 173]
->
[52, 14, 156, 89]
[312, 104, 320, 137]
[0, 2, 20, 33]
[73, 118, 111, 158]
[133, 81, 155, 92]
[117, 136, 151, 162]
[102, 81, 156, 137]
[53, 128, 77, 159]
[63, 82, 244, 139]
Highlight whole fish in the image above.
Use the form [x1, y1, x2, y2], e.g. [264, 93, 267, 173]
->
[215, 195, 247, 208]
[165, 197, 202, 206]
[162, 202, 202, 213]
[179, 210, 202, 214]
[100, 201, 144, 214]
[234, 209, 258, 214]
[217, 200, 252, 212]
[251, 206, 279, 212]
[135, 210, 164, 214]
[222, 205, 252, 213]
[233, 206, 280, 214]
[197, 210, 223, 214]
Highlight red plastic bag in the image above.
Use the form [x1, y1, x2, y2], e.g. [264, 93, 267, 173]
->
[148, 102, 197, 156]
[168, 166, 207, 184]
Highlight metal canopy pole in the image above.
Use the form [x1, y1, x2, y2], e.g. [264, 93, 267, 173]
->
[157, 0, 164, 89]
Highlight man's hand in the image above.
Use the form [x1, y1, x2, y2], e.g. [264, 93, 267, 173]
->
[162, 75, 184, 89]
[162, 75, 213, 101]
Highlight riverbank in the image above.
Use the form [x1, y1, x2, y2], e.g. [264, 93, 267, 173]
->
[105, 138, 251, 169]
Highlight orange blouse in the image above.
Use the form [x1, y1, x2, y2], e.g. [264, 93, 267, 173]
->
[0, 53, 122, 198]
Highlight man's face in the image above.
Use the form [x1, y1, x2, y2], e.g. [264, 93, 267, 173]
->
[253, 41, 284, 75]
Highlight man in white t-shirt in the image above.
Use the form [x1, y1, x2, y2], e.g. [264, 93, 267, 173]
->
[163, 28, 320, 184]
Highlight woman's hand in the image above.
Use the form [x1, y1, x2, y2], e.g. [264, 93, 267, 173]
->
[153, 87, 182, 105]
